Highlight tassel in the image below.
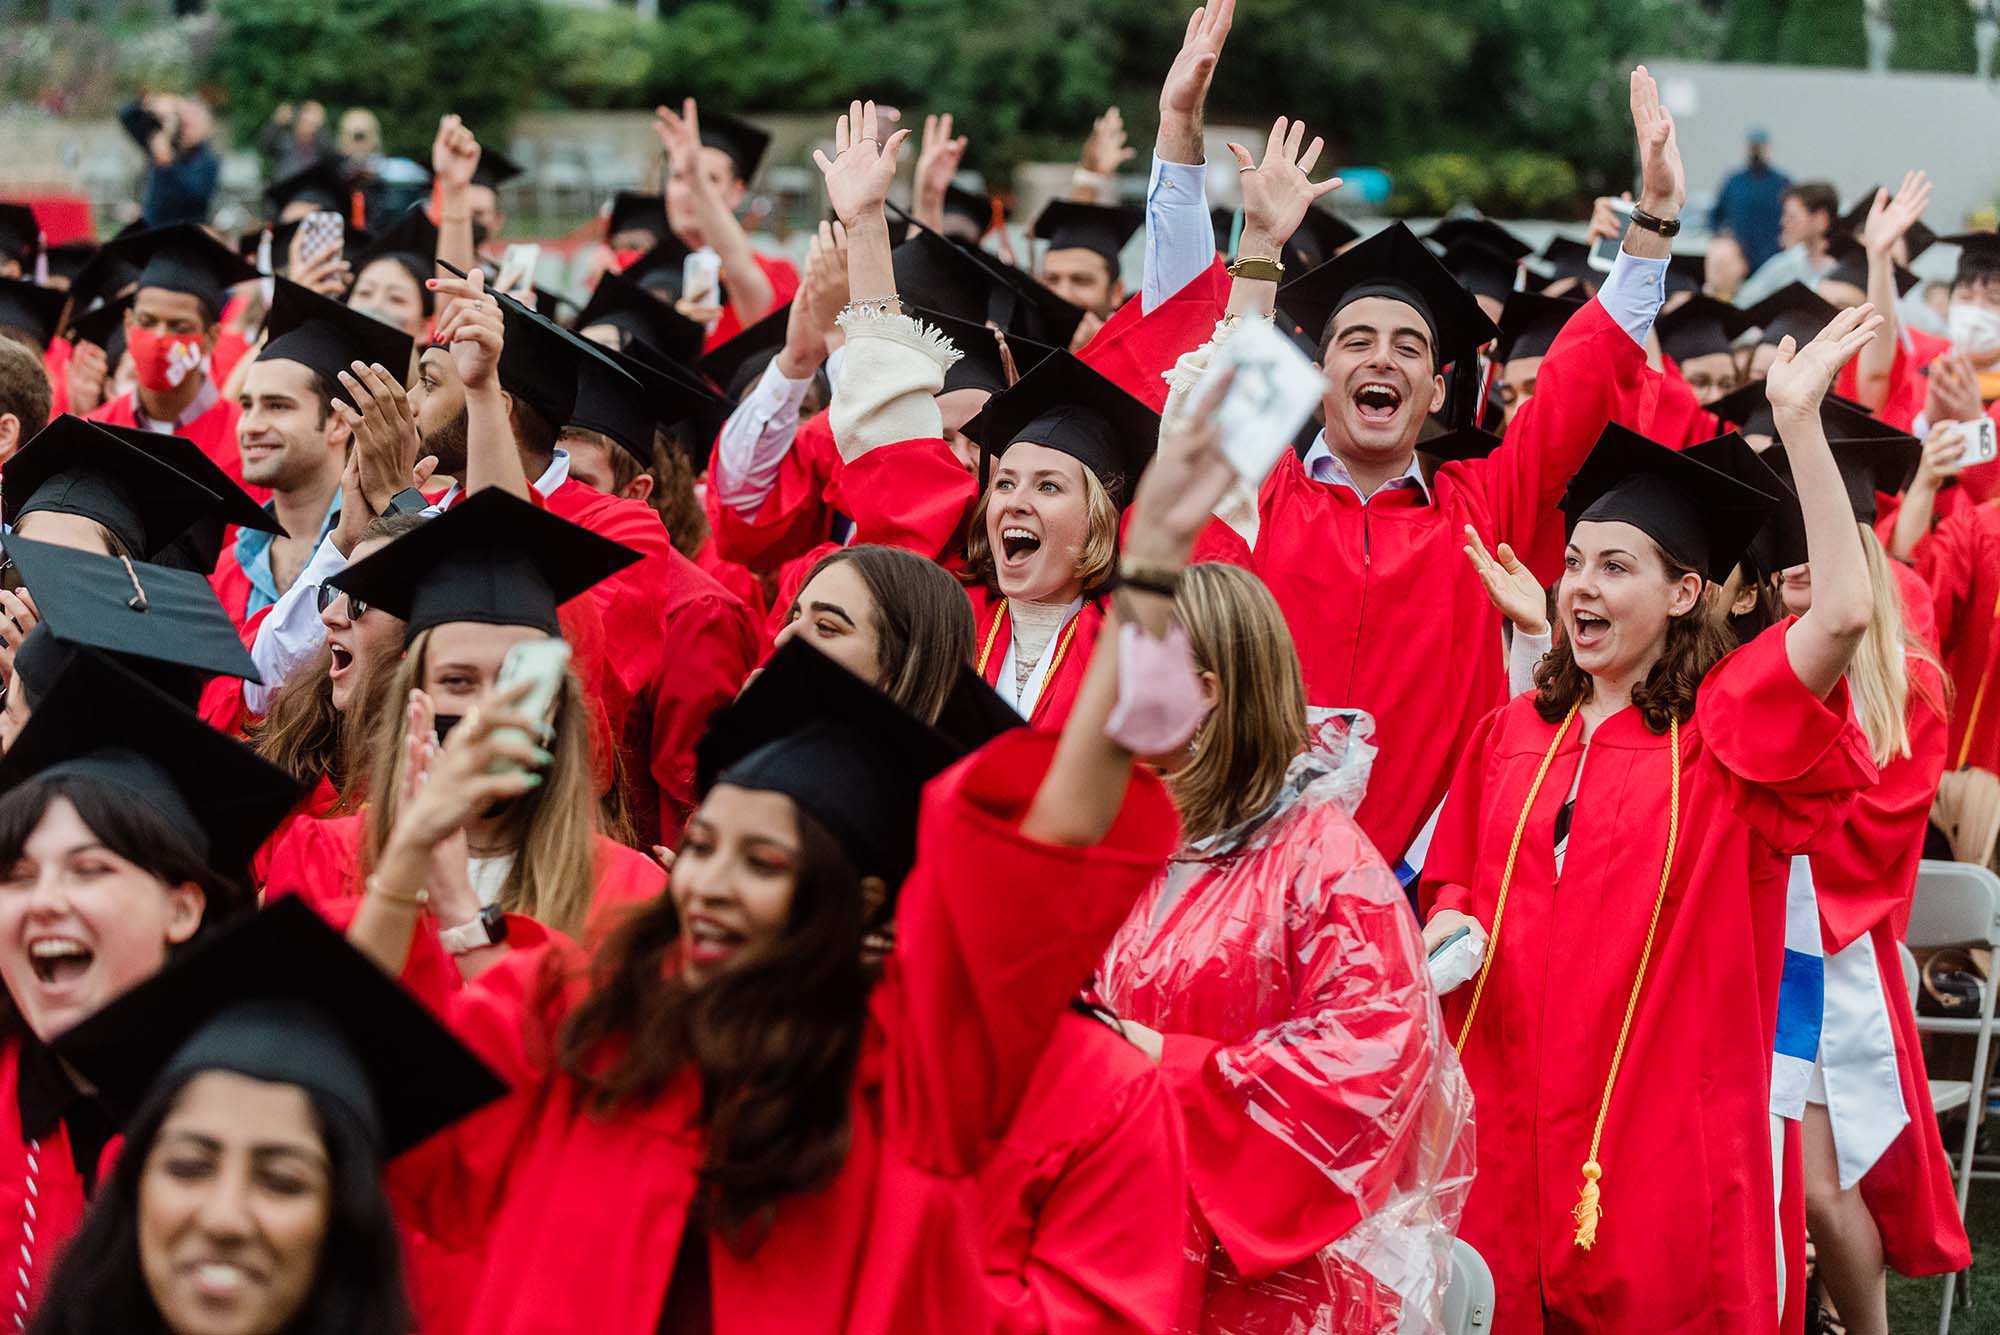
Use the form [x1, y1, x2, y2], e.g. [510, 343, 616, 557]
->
[1571, 1160, 1603, 1249]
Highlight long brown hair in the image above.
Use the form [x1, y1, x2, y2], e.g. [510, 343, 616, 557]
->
[959, 466, 1120, 594]
[556, 808, 873, 1242]
[1167, 564, 1309, 843]
[1534, 542, 1735, 734]
[792, 545, 974, 723]
[362, 628, 602, 938]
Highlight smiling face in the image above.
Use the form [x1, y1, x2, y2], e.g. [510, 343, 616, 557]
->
[238, 358, 345, 492]
[672, 785, 800, 985]
[985, 441, 1092, 604]
[1320, 295, 1447, 466]
[0, 796, 203, 1039]
[1559, 520, 1701, 687]
[774, 561, 882, 688]
[408, 348, 468, 477]
[321, 535, 401, 714]
[139, 1071, 331, 1335]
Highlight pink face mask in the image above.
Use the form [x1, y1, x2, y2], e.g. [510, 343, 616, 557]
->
[1104, 620, 1210, 755]
[126, 326, 205, 392]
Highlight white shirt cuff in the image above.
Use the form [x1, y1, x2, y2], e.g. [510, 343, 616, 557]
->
[1596, 247, 1670, 348]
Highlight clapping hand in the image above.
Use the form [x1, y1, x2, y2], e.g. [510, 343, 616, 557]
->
[813, 100, 912, 229]
[1764, 303, 1886, 421]
[1227, 116, 1342, 258]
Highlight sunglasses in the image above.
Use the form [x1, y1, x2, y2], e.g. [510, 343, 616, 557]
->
[314, 583, 370, 618]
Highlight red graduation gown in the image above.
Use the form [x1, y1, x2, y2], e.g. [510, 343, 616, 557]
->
[705, 252, 801, 352]
[1912, 499, 2000, 771]
[1648, 356, 1717, 449]
[1076, 259, 1232, 413]
[89, 388, 254, 493]
[0, 1040, 92, 1324]
[385, 730, 1179, 1334]
[1420, 624, 1876, 1334]
[1807, 652, 1971, 1276]
[1192, 298, 1659, 863]
[1101, 754, 1470, 1334]
[707, 409, 843, 579]
[694, 533, 768, 624]
[976, 1012, 1189, 1335]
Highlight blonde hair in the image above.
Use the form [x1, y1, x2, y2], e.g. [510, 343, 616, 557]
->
[1166, 564, 1310, 844]
[363, 628, 603, 938]
[1848, 525, 1945, 767]
[960, 465, 1120, 595]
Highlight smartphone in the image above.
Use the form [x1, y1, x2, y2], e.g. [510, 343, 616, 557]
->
[1587, 198, 1635, 273]
[682, 250, 722, 309]
[298, 210, 344, 267]
[495, 242, 542, 296]
[486, 638, 572, 776]
[1427, 925, 1471, 961]
[1949, 417, 2000, 467]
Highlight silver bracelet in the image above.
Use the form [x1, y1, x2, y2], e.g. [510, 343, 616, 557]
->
[839, 297, 903, 321]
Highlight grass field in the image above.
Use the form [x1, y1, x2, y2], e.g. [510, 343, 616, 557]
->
[1886, 1154, 1997, 1333]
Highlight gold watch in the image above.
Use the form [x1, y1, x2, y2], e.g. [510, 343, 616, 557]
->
[1226, 254, 1285, 283]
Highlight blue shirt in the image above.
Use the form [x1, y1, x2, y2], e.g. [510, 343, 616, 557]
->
[234, 492, 341, 619]
[1708, 161, 1790, 272]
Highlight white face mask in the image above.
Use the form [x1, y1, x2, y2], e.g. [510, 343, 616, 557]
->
[1948, 301, 2000, 358]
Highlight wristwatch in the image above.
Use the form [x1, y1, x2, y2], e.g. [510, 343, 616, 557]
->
[1118, 555, 1184, 598]
[1627, 205, 1681, 238]
[1226, 254, 1285, 283]
[438, 904, 509, 956]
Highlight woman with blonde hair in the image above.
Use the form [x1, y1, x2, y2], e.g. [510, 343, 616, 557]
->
[1098, 561, 1473, 1334]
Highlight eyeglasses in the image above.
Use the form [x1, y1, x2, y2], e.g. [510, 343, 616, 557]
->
[314, 583, 370, 618]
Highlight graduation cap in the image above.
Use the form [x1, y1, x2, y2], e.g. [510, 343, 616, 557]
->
[695, 638, 970, 885]
[962, 350, 1158, 506]
[472, 146, 524, 191]
[574, 271, 705, 367]
[103, 224, 259, 324]
[1655, 294, 1757, 365]
[617, 230, 695, 299]
[1944, 231, 2000, 286]
[1032, 200, 1143, 269]
[3, 415, 223, 561]
[346, 204, 437, 314]
[933, 663, 1027, 745]
[1537, 237, 1599, 294]
[1836, 189, 1937, 264]
[565, 341, 660, 463]
[3, 534, 260, 704]
[326, 487, 641, 644]
[0, 647, 302, 874]
[42, 241, 97, 286]
[597, 337, 725, 432]
[695, 109, 773, 182]
[257, 278, 416, 411]
[944, 184, 995, 237]
[1284, 204, 1361, 274]
[0, 204, 38, 267]
[1759, 430, 1922, 530]
[1743, 282, 1839, 350]
[261, 159, 350, 218]
[0, 280, 66, 349]
[1665, 252, 1707, 299]
[62, 242, 142, 317]
[606, 191, 673, 249]
[914, 305, 1059, 397]
[1684, 429, 1804, 573]
[889, 206, 1087, 351]
[1494, 290, 1584, 364]
[63, 294, 131, 361]
[1819, 234, 1919, 299]
[1441, 240, 1521, 304]
[1416, 423, 1503, 463]
[1277, 221, 1501, 367]
[1427, 216, 1531, 262]
[90, 420, 282, 576]
[54, 897, 506, 1160]
[1558, 423, 1780, 584]
[698, 302, 791, 401]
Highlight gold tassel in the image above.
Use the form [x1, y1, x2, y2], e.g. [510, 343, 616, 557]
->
[1571, 1160, 1603, 1249]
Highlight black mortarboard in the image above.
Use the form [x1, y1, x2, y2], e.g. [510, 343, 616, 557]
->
[617, 230, 695, 298]
[262, 159, 351, 218]
[606, 192, 673, 249]
[697, 302, 790, 401]
[1032, 200, 1143, 268]
[1656, 293, 1757, 365]
[42, 242, 96, 286]
[4, 535, 260, 702]
[1819, 234, 1919, 298]
[695, 638, 967, 885]
[258, 278, 416, 410]
[4, 415, 224, 561]
[0, 280, 66, 348]
[1684, 429, 1803, 573]
[575, 271, 705, 367]
[588, 338, 726, 447]
[565, 342, 656, 463]
[1705, 378, 1780, 440]
[90, 420, 282, 576]
[1427, 217, 1531, 262]
[0, 205, 38, 267]
[1416, 423, 1503, 463]
[1837, 190, 1938, 264]
[915, 306, 1058, 397]
[933, 663, 1027, 745]
[1285, 204, 1361, 274]
[1666, 252, 1707, 298]
[695, 110, 773, 182]
[963, 350, 1158, 506]
[944, 184, 994, 236]
[1495, 290, 1583, 364]
[1536, 237, 1599, 294]
[63, 295, 131, 363]
[1945, 231, 2000, 286]
[0, 648, 301, 872]
[326, 488, 641, 643]
[1755, 429, 1921, 531]
[62, 242, 142, 317]
[346, 205, 436, 315]
[104, 224, 259, 324]
[55, 897, 505, 1160]
[472, 147, 524, 191]
[1744, 282, 1840, 350]
[476, 278, 606, 426]
[1277, 221, 1500, 367]
[889, 205, 1087, 350]
[1559, 423, 1779, 584]
[1441, 240, 1521, 303]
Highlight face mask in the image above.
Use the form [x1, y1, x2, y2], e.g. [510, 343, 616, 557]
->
[1948, 301, 2000, 358]
[126, 326, 205, 393]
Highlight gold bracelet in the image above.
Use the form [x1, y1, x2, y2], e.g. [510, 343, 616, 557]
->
[1226, 254, 1285, 283]
[365, 874, 430, 910]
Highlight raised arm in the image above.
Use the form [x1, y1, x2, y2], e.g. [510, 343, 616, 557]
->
[656, 99, 777, 330]
[1852, 171, 1932, 412]
[911, 113, 968, 235]
[1071, 107, 1135, 204]
[430, 264, 531, 500]
[1766, 304, 1887, 697]
[1143, 2, 1232, 314]
[1889, 420, 1965, 561]
[1219, 118, 1343, 322]
[433, 115, 482, 278]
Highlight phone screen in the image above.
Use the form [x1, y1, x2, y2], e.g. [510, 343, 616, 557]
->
[1587, 201, 1636, 273]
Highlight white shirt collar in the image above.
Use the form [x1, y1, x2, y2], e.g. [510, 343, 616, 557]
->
[1301, 431, 1432, 504]
[429, 449, 572, 514]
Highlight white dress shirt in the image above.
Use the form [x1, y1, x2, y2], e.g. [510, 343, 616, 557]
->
[710, 346, 844, 518]
[1142, 154, 1220, 315]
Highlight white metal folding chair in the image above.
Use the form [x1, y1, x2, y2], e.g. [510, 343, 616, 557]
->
[1907, 859, 2000, 1334]
[1441, 1237, 1494, 1334]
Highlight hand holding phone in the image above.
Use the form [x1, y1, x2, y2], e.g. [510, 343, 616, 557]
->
[1587, 198, 1635, 273]
[682, 251, 723, 324]
[1948, 417, 1999, 468]
[486, 639, 571, 777]
[495, 243, 542, 297]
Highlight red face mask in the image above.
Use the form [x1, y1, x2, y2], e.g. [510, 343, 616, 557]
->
[127, 325, 206, 393]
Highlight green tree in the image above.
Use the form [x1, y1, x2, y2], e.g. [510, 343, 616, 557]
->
[1721, 0, 1792, 63]
[1887, 0, 1979, 72]
[1776, 0, 1870, 67]
[204, 0, 551, 158]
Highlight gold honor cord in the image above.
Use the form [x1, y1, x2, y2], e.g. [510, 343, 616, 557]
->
[1452, 701, 1683, 1250]
[975, 598, 1081, 707]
